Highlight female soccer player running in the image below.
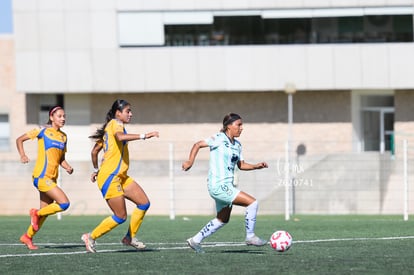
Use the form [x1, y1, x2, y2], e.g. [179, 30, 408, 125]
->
[82, 99, 159, 253]
[182, 113, 268, 253]
[16, 106, 74, 250]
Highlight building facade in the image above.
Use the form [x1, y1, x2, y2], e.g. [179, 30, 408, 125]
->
[1, 0, 414, 216]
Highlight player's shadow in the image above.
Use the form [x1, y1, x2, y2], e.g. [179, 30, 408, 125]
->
[42, 245, 158, 253]
[114, 248, 159, 253]
[44, 244, 85, 249]
[220, 249, 265, 254]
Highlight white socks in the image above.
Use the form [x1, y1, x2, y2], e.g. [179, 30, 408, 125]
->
[192, 200, 259, 243]
[245, 200, 258, 239]
[192, 218, 225, 244]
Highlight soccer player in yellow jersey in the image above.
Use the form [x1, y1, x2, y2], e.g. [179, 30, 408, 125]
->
[16, 106, 74, 250]
[82, 99, 159, 253]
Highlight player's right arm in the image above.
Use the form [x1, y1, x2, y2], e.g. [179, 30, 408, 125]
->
[90, 141, 103, 182]
[182, 140, 208, 171]
[16, 133, 30, 163]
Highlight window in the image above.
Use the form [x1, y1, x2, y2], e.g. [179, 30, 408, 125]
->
[164, 15, 413, 46]
[118, 9, 413, 47]
[361, 95, 394, 152]
[0, 114, 10, 151]
[26, 94, 64, 125]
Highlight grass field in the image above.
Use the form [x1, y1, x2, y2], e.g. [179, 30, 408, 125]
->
[1, 214, 414, 274]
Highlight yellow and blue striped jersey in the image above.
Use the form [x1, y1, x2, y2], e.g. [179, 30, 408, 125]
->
[26, 127, 67, 181]
[99, 119, 129, 177]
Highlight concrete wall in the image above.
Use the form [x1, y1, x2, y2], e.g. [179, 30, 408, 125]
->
[2, 88, 413, 216]
[0, 38, 14, 110]
[394, 91, 414, 157]
[60, 91, 353, 161]
[85, 91, 350, 124]
[2, 145, 413, 216]
[12, 0, 414, 93]
[0, 36, 26, 160]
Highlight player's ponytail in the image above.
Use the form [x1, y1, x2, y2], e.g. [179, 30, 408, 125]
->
[89, 99, 130, 140]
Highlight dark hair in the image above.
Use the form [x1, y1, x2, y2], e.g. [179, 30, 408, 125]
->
[47, 106, 63, 125]
[89, 99, 130, 140]
[221, 113, 242, 132]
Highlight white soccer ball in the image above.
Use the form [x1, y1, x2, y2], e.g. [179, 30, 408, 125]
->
[270, 230, 292, 252]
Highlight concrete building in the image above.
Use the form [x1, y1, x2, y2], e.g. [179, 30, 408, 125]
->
[1, 0, 414, 217]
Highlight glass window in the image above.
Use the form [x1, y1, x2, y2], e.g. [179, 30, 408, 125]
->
[214, 16, 265, 45]
[337, 17, 364, 43]
[26, 94, 64, 125]
[392, 15, 413, 41]
[0, 114, 10, 151]
[162, 14, 412, 46]
[165, 25, 211, 46]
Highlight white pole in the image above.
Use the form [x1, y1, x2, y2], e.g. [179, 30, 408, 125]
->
[380, 110, 385, 153]
[284, 83, 295, 221]
[285, 141, 290, 221]
[403, 140, 408, 221]
[57, 166, 62, 220]
[288, 93, 293, 215]
[169, 143, 175, 220]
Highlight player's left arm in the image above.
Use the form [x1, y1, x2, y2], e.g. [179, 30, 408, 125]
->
[115, 131, 159, 141]
[238, 160, 268, 171]
[60, 157, 74, 174]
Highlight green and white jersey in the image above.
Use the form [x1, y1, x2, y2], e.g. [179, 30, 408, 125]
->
[205, 132, 243, 188]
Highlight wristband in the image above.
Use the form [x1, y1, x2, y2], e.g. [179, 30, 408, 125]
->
[140, 133, 146, 140]
[93, 167, 99, 173]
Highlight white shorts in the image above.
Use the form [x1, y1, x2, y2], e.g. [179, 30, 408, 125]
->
[208, 182, 240, 212]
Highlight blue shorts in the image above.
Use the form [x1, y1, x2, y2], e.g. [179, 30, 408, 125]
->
[208, 182, 240, 212]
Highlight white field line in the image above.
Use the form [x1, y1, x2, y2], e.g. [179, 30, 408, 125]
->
[294, 235, 414, 243]
[1, 236, 414, 258]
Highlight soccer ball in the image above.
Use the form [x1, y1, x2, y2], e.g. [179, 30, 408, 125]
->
[270, 230, 292, 252]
